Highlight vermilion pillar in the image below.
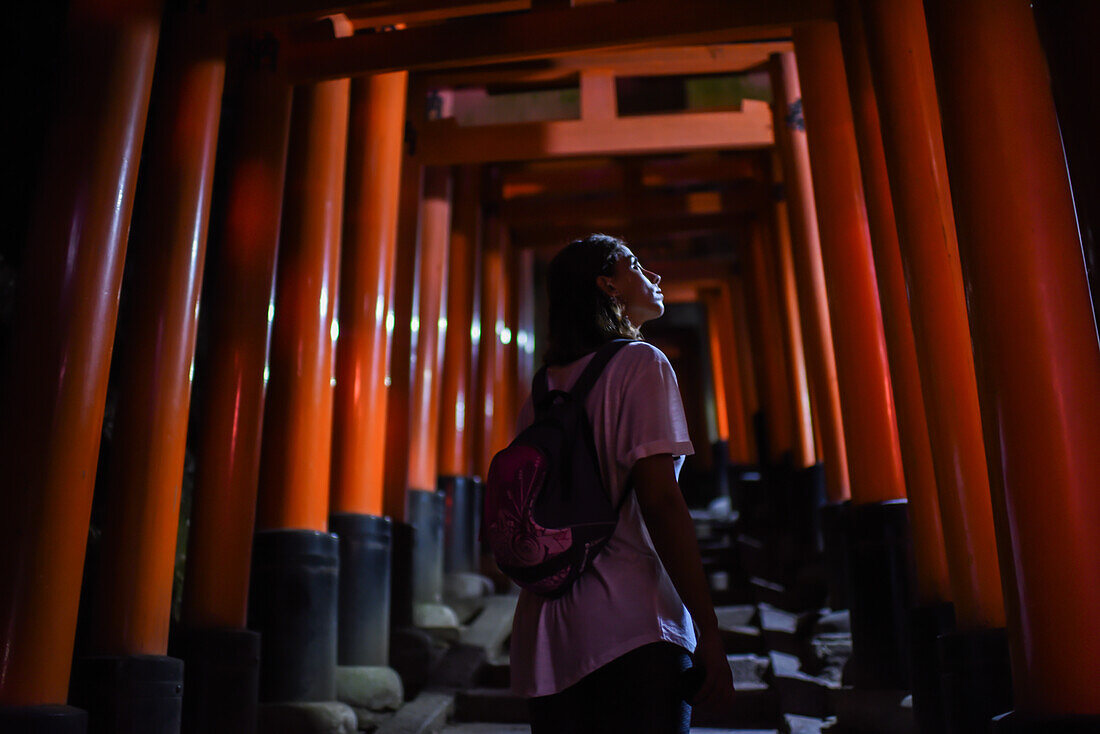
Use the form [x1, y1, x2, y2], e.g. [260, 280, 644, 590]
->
[727, 274, 761, 463]
[407, 167, 452, 495]
[924, 0, 1100, 723]
[835, 0, 951, 608]
[769, 54, 850, 502]
[771, 169, 816, 469]
[474, 219, 508, 477]
[742, 219, 796, 464]
[180, 43, 292, 734]
[327, 72, 407, 668]
[88, 9, 225, 662]
[790, 28, 905, 506]
[255, 74, 349, 533]
[250, 18, 350, 705]
[491, 227, 521, 460]
[438, 166, 480, 481]
[0, 0, 160, 717]
[792, 24, 912, 691]
[331, 72, 408, 519]
[708, 285, 751, 464]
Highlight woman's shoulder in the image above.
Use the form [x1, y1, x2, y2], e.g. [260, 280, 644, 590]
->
[617, 340, 671, 366]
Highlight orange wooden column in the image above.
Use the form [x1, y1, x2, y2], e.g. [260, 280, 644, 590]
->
[712, 285, 752, 464]
[924, 0, 1100, 719]
[331, 72, 408, 519]
[790, 29, 906, 506]
[474, 217, 509, 477]
[438, 166, 481, 481]
[771, 165, 816, 469]
[770, 54, 850, 502]
[88, 8, 225, 659]
[255, 58, 350, 533]
[183, 55, 293, 632]
[742, 218, 796, 464]
[0, 0, 160, 711]
[835, 0, 952, 607]
[727, 274, 761, 463]
[407, 167, 453, 494]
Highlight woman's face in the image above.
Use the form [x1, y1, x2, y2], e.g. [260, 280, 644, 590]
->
[597, 246, 664, 325]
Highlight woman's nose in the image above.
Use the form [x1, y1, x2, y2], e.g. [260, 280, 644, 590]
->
[648, 270, 661, 284]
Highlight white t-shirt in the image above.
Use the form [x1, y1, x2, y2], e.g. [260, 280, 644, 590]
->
[509, 340, 697, 698]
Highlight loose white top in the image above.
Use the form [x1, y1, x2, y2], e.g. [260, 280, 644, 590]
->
[509, 341, 697, 697]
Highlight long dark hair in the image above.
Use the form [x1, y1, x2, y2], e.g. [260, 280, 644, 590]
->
[543, 234, 643, 366]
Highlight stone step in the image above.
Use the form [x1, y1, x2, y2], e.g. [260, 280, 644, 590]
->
[765, 651, 836, 719]
[690, 682, 783, 730]
[461, 595, 518, 661]
[376, 691, 455, 734]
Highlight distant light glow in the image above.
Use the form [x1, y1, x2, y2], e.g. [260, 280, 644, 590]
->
[376, 295, 385, 322]
[456, 402, 465, 431]
[471, 323, 481, 343]
[320, 286, 329, 315]
[500, 327, 513, 345]
[189, 360, 195, 384]
[263, 365, 270, 384]
[516, 330, 528, 348]
[330, 319, 340, 342]
[411, 316, 420, 333]
[330, 376, 337, 387]
[439, 316, 448, 333]
[384, 375, 392, 387]
[268, 303, 275, 323]
[386, 310, 395, 334]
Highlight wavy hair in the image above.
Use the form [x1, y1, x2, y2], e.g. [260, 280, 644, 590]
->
[543, 234, 643, 366]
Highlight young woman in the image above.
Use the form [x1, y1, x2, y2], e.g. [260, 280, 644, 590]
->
[510, 234, 736, 733]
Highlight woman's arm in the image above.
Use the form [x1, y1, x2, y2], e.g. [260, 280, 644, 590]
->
[631, 453, 736, 710]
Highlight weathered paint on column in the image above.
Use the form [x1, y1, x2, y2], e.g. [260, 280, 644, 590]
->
[770, 53, 850, 501]
[331, 72, 408, 517]
[836, 0, 952, 605]
[790, 27, 906, 505]
[183, 52, 293, 630]
[0, 0, 160, 705]
[256, 59, 350, 531]
[438, 165, 481, 478]
[407, 167, 452, 492]
[90, 9, 226, 655]
[924, 0, 1100, 713]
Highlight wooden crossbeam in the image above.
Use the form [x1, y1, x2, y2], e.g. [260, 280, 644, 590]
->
[422, 42, 794, 87]
[228, 0, 529, 25]
[279, 0, 835, 81]
[510, 211, 750, 249]
[415, 100, 773, 164]
[498, 181, 769, 227]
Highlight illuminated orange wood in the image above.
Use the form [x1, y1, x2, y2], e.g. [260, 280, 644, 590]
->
[331, 72, 408, 517]
[256, 61, 350, 531]
[90, 11, 225, 655]
[790, 29, 905, 505]
[742, 219, 796, 462]
[771, 166, 815, 468]
[702, 287, 751, 462]
[473, 219, 507, 477]
[0, 0, 160, 706]
[924, 0, 1100, 713]
[514, 248, 537, 397]
[184, 57, 293, 630]
[438, 166, 482, 478]
[489, 227, 520, 460]
[770, 53, 849, 501]
[382, 160, 423, 521]
[836, 0, 951, 605]
[407, 167, 453, 492]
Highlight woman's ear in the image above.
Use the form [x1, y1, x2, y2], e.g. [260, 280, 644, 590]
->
[596, 274, 618, 297]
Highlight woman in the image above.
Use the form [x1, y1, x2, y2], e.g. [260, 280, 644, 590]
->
[511, 234, 736, 733]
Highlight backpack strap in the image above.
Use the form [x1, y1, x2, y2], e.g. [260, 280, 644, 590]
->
[569, 339, 633, 401]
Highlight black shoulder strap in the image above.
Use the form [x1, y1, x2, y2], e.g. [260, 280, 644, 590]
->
[569, 339, 633, 401]
[532, 365, 550, 407]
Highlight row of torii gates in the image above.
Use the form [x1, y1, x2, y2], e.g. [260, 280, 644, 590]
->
[0, 0, 1098, 733]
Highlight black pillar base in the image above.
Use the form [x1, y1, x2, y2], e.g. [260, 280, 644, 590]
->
[910, 601, 956, 734]
[846, 499, 913, 690]
[406, 489, 445, 605]
[248, 529, 339, 703]
[69, 654, 183, 734]
[0, 705, 87, 733]
[939, 627, 1013, 734]
[438, 476, 481, 575]
[820, 500, 852, 610]
[390, 521, 415, 630]
[994, 711, 1100, 733]
[175, 627, 260, 734]
[789, 462, 827, 557]
[330, 512, 392, 666]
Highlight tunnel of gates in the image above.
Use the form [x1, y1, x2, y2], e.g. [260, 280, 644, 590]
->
[0, 1, 1098, 733]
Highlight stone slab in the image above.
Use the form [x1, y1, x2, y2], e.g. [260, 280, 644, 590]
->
[766, 652, 835, 719]
[727, 654, 770, 687]
[429, 643, 489, 690]
[460, 595, 518, 660]
[336, 666, 404, 711]
[831, 687, 917, 734]
[258, 701, 358, 734]
[376, 691, 454, 734]
[414, 603, 462, 642]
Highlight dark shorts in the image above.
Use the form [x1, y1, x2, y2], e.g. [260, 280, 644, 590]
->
[527, 641, 692, 734]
